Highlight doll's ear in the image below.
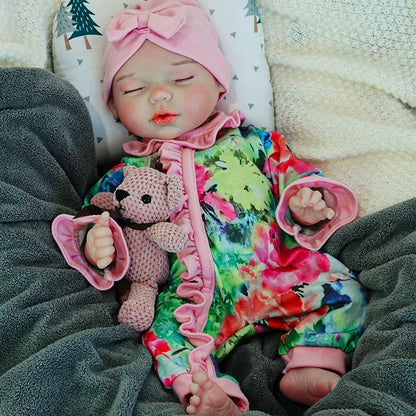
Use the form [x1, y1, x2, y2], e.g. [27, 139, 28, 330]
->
[107, 96, 119, 120]
[166, 175, 183, 211]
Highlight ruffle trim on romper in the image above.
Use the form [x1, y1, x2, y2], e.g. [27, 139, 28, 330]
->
[160, 143, 217, 369]
[122, 110, 245, 155]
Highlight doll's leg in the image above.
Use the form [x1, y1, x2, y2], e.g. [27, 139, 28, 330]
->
[143, 269, 249, 414]
[276, 258, 368, 405]
[145, 317, 248, 415]
[278, 264, 367, 361]
[142, 276, 201, 390]
[186, 371, 241, 416]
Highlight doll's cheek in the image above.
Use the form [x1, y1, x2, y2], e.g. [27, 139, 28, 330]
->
[182, 87, 218, 119]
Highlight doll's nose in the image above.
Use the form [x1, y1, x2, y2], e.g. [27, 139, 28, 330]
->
[149, 85, 172, 103]
[115, 189, 130, 202]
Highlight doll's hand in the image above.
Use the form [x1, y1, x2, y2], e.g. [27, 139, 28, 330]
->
[84, 211, 115, 269]
[288, 188, 335, 226]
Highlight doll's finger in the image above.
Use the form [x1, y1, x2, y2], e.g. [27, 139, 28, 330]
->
[309, 190, 323, 206]
[97, 211, 110, 226]
[96, 256, 113, 270]
[91, 225, 113, 238]
[325, 207, 335, 220]
[312, 199, 326, 212]
[97, 245, 115, 260]
[298, 188, 313, 207]
[94, 236, 114, 248]
[289, 195, 303, 211]
[96, 249, 116, 269]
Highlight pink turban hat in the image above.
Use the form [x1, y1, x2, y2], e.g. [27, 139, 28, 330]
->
[102, 0, 230, 106]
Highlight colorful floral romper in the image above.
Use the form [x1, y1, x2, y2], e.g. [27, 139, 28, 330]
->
[84, 111, 368, 411]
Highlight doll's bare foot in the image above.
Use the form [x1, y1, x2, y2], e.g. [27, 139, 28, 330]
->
[280, 367, 340, 406]
[186, 372, 240, 416]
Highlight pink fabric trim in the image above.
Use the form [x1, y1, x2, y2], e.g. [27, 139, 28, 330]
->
[157, 143, 218, 374]
[51, 214, 130, 290]
[172, 373, 194, 404]
[282, 346, 351, 375]
[130, 110, 245, 378]
[276, 175, 357, 251]
[215, 376, 250, 412]
[123, 110, 244, 156]
[172, 372, 249, 412]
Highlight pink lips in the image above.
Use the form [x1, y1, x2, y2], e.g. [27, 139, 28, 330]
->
[151, 111, 177, 125]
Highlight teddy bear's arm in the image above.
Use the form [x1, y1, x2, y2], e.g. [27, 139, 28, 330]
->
[91, 192, 114, 211]
[145, 223, 188, 253]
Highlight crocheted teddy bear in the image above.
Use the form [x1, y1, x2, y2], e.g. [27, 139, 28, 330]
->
[88, 166, 188, 332]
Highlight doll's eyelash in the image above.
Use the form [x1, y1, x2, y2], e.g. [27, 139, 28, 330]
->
[123, 87, 144, 94]
[175, 76, 194, 83]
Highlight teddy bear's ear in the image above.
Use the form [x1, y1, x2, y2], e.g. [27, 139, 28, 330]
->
[166, 175, 184, 211]
[122, 165, 138, 178]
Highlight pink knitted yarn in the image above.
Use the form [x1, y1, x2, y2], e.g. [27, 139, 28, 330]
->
[91, 166, 188, 332]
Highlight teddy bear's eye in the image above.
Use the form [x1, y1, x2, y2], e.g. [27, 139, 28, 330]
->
[141, 194, 152, 204]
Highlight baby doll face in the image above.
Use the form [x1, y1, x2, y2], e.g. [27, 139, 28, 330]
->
[109, 41, 225, 140]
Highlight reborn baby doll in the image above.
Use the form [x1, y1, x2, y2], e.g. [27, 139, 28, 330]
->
[56, 1, 368, 415]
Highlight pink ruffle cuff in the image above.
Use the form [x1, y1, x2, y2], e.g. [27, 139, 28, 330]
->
[282, 346, 351, 375]
[276, 176, 357, 251]
[51, 213, 130, 290]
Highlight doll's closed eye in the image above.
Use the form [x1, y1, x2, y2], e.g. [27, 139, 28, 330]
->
[117, 78, 145, 95]
[175, 76, 194, 83]
[123, 87, 144, 95]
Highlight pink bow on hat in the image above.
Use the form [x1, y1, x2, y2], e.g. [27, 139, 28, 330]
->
[107, 3, 187, 42]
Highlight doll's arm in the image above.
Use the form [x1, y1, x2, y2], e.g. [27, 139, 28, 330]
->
[276, 176, 357, 250]
[85, 211, 116, 269]
[259, 129, 356, 249]
[52, 212, 129, 290]
[83, 192, 117, 268]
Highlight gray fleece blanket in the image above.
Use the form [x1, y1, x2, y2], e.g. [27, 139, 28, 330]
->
[0, 68, 415, 416]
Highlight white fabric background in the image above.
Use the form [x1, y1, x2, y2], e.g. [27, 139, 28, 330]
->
[256, 0, 416, 216]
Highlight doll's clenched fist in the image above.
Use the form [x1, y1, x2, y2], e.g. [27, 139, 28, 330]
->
[84, 211, 115, 269]
[288, 188, 335, 226]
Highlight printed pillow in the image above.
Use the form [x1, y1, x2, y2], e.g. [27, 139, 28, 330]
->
[53, 0, 274, 166]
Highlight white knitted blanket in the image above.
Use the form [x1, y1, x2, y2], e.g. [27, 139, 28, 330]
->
[256, 0, 416, 216]
[1, 0, 415, 216]
[0, 0, 60, 69]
